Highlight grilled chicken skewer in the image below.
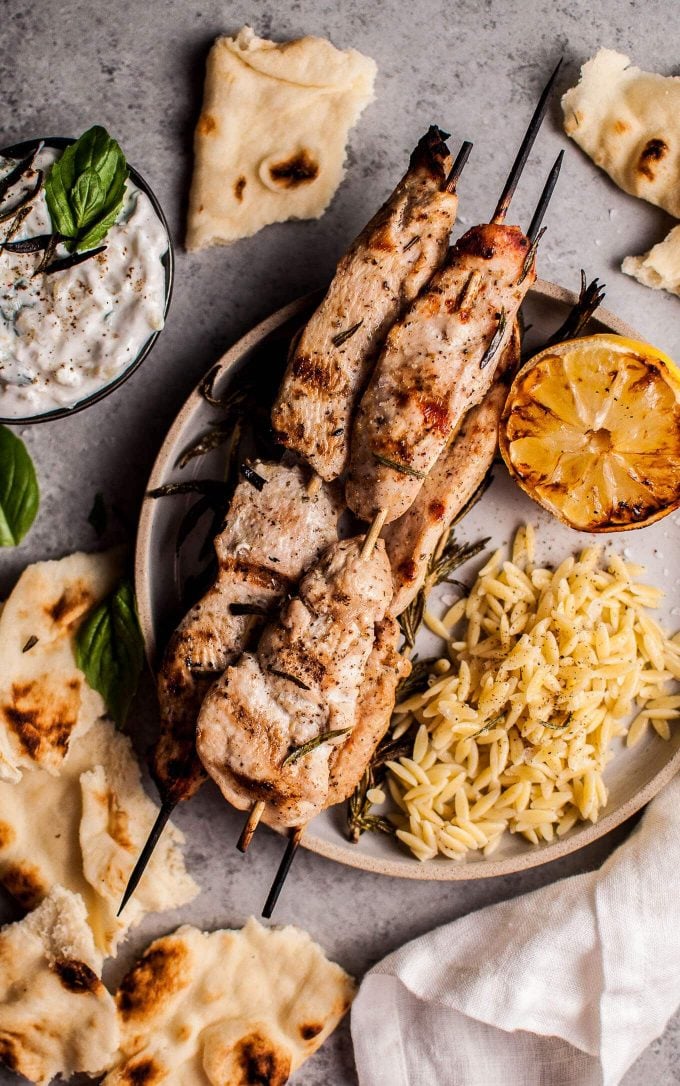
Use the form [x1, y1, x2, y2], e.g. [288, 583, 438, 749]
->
[347, 62, 562, 531]
[385, 323, 520, 616]
[196, 537, 394, 829]
[271, 129, 471, 482]
[118, 461, 339, 913]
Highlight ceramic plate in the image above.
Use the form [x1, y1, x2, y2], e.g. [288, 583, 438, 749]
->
[135, 279, 680, 880]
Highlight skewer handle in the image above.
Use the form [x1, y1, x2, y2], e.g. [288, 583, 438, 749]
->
[118, 798, 176, 916]
[445, 140, 473, 193]
[262, 826, 304, 918]
[237, 800, 265, 853]
[360, 508, 388, 560]
[492, 57, 562, 224]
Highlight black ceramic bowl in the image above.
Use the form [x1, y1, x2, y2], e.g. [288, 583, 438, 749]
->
[0, 136, 174, 425]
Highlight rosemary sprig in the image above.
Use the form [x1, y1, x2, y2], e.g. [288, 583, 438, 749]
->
[332, 320, 363, 348]
[517, 228, 545, 286]
[347, 725, 417, 842]
[398, 531, 489, 649]
[0, 143, 42, 204]
[395, 657, 438, 701]
[0, 170, 43, 224]
[544, 271, 606, 347]
[147, 480, 227, 499]
[374, 452, 426, 479]
[479, 308, 507, 370]
[283, 728, 350, 767]
[177, 417, 242, 470]
[42, 245, 106, 276]
[269, 667, 311, 691]
[198, 364, 252, 410]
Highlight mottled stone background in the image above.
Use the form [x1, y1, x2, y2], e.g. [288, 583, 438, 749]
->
[1, 1, 678, 1082]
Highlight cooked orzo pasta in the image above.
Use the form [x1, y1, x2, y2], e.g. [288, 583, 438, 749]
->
[387, 526, 680, 862]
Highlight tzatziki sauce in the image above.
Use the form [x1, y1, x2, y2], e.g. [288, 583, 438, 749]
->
[0, 145, 169, 419]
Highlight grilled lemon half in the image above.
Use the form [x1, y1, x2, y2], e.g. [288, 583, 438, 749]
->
[499, 334, 680, 532]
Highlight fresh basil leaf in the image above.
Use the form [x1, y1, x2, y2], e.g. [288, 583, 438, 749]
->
[44, 126, 128, 253]
[75, 579, 144, 728]
[0, 426, 39, 547]
[44, 162, 77, 238]
[72, 169, 104, 227]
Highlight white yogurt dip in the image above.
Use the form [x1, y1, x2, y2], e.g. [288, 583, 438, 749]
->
[0, 145, 169, 419]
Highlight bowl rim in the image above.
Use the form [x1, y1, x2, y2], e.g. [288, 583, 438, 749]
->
[135, 278, 680, 881]
[0, 135, 174, 426]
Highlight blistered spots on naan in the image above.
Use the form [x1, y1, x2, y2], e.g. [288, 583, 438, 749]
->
[3, 677, 81, 763]
[0, 822, 15, 850]
[1, 861, 46, 908]
[53, 958, 102, 996]
[45, 580, 96, 631]
[197, 113, 217, 136]
[116, 1055, 166, 1085]
[117, 940, 191, 1022]
[222, 1031, 291, 1086]
[637, 137, 668, 180]
[268, 149, 319, 188]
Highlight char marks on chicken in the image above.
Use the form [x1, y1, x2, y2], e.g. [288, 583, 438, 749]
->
[384, 322, 521, 616]
[196, 537, 394, 828]
[346, 222, 536, 525]
[154, 461, 340, 804]
[271, 127, 460, 481]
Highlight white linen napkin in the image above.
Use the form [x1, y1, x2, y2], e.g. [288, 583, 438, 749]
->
[351, 775, 680, 1086]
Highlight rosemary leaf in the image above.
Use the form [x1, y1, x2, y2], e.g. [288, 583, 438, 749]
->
[198, 364, 251, 409]
[283, 728, 350, 766]
[544, 271, 606, 347]
[269, 667, 311, 691]
[0, 170, 43, 225]
[240, 463, 267, 491]
[22, 635, 38, 653]
[517, 228, 545, 286]
[41, 245, 106, 276]
[147, 480, 227, 499]
[332, 319, 363, 348]
[175, 493, 214, 554]
[0, 143, 41, 204]
[374, 452, 426, 479]
[177, 418, 240, 470]
[230, 603, 272, 617]
[479, 308, 507, 370]
[395, 657, 437, 701]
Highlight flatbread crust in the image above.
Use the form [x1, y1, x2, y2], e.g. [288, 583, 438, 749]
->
[622, 224, 680, 297]
[0, 886, 118, 1084]
[0, 550, 122, 781]
[562, 49, 680, 217]
[105, 916, 355, 1084]
[0, 717, 198, 956]
[186, 26, 376, 250]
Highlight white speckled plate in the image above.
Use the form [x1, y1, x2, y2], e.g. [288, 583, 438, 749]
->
[135, 280, 680, 880]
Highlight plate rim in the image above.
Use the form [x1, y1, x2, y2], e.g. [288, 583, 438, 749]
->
[135, 278, 679, 881]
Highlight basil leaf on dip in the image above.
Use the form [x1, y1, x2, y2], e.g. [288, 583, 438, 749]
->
[45, 126, 128, 253]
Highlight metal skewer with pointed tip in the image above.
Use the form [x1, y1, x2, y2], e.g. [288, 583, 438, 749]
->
[260, 62, 565, 917]
[118, 127, 472, 915]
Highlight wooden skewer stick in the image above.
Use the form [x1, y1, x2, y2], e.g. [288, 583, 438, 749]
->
[306, 473, 323, 497]
[444, 140, 473, 194]
[118, 797, 176, 915]
[262, 826, 305, 919]
[237, 800, 265, 853]
[527, 151, 564, 242]
[492, 57, 562, 224]
[360, 508, 388, 561]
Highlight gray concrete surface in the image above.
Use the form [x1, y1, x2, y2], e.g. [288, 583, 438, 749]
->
[1, 1, 679, 1082]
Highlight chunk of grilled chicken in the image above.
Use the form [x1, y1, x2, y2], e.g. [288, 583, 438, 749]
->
[271, 127, 460, 482]
[196, 537, 393, 828]
[153, 461, 340, 805]
[326, 615, 409, 806]
[346, 222, 535, 524]
[385, 322, 521, 616]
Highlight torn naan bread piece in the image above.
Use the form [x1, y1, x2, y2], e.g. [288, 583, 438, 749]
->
[0, 717, 198, 956]
[622, 224, 680, 297]
[562, 49, 680, 217]
[0, 550, 122, 781]
[0, 886, 119, 1084]
[186, 26, 376, 250]
[105, 917, 355, 1084]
